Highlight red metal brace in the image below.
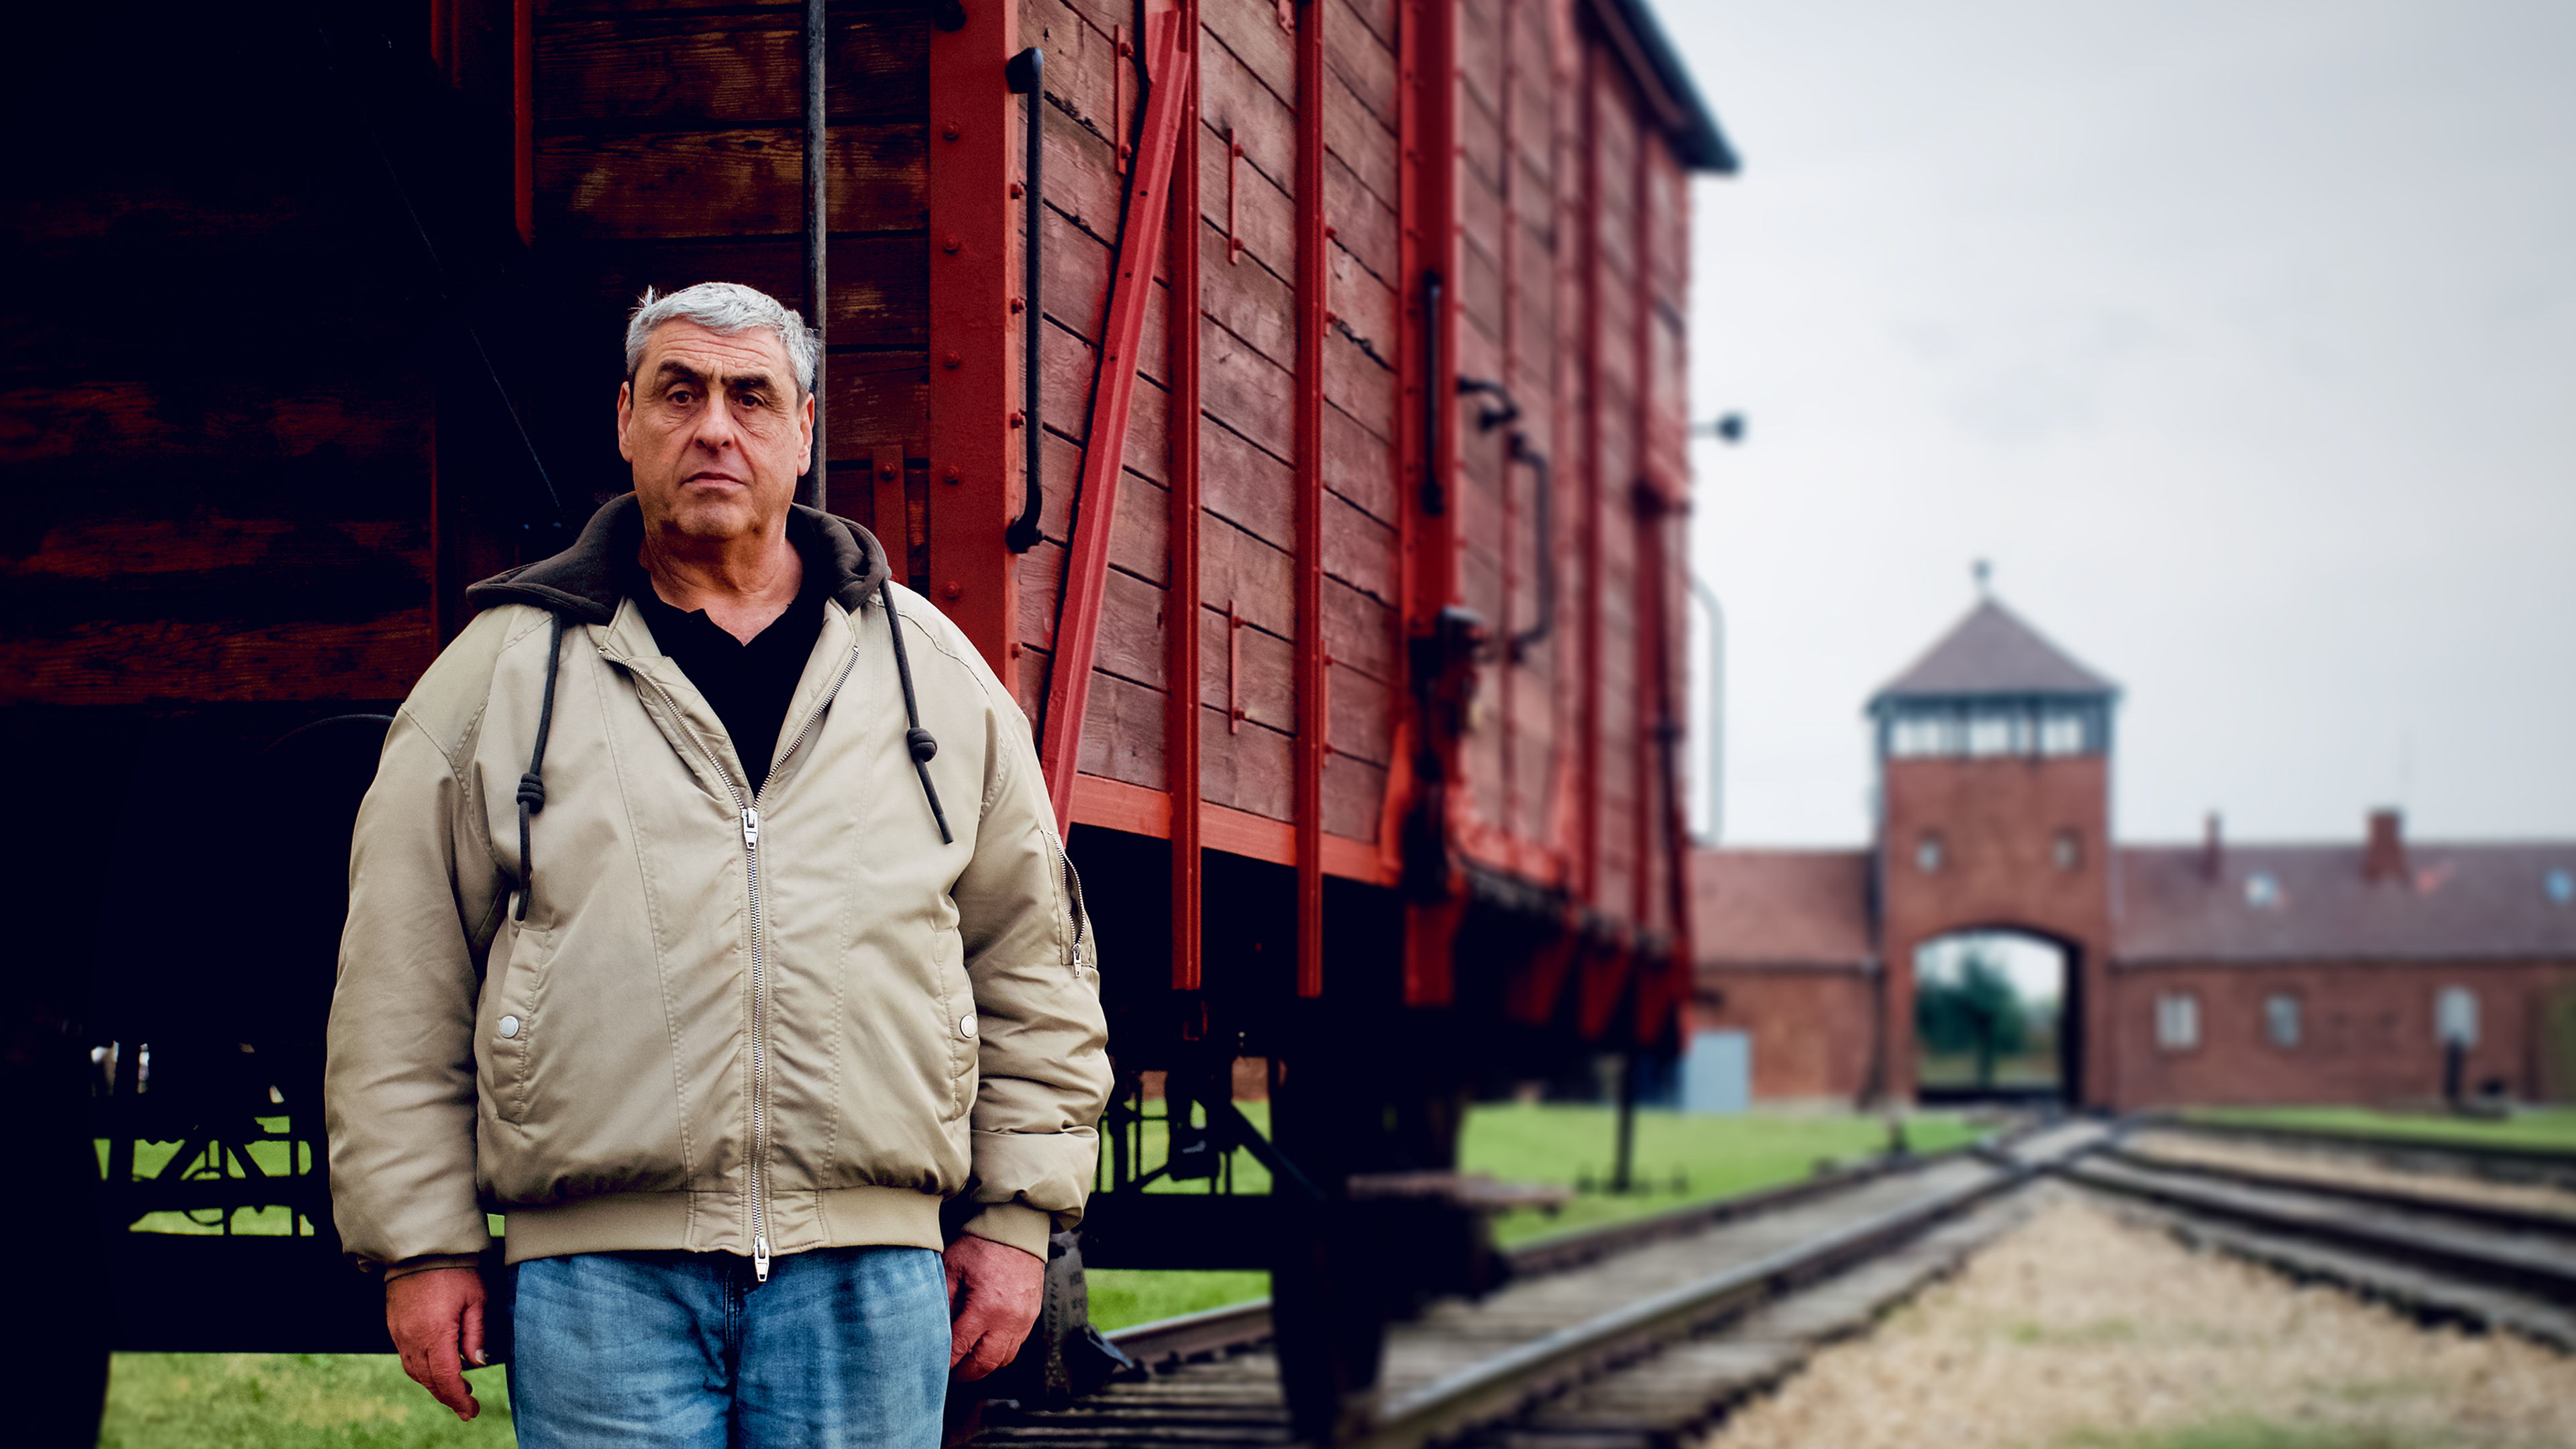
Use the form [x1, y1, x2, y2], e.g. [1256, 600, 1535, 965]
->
[1036, 9, 1196, 835]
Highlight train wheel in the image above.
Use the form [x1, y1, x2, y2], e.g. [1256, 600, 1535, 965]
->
[1271, 1209, 1387, 1444]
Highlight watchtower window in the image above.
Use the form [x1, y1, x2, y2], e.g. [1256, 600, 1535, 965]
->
[2548, 868, 2573, 905]
[1882, 701, 2105, 759]
[2244, 871, 2281, 909]
[1916, 833, 1944, 873]
[2052, 830, 2082, 871]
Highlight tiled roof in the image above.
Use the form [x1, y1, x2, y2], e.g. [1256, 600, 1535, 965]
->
[1871, 599, 2116, 706]
[1692, 849, 1875, 969]
[2116, 843, 2576, 964]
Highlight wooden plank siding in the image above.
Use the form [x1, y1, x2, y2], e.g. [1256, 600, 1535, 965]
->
[8, 0, 1712, 1024]
[2, 9, 462, 706]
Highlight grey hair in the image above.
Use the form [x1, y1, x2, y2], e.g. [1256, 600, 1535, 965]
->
[624, 282, 820, 396]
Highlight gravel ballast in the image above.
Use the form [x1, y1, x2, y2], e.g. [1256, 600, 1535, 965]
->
[1697, 1189, 2576, 1449]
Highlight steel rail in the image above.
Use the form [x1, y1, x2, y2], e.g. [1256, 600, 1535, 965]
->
[1346, 1163, 2028, 1449]
[2066, 1155, 2576, 1299]
[2106, 1141, 2576, 1239]
[2146, 1116, 2576, 1185]
[1101, 1124, 2041, 1370]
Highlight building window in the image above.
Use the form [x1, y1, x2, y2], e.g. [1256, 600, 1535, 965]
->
[2039, 711, 2088, 755]
[2436, 987, 2479, 1047]
[1917, 833, 1944, 873]
[2155, 992, 2200, 1051]
[2053, 830, 2082, 871]
[2548, 868, 2574, 906]
[2245, 871, 2281, 909]
[2265, 993, 2302, 1048]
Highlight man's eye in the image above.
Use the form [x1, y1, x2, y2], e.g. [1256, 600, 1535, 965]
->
[667, 389, 694, 405]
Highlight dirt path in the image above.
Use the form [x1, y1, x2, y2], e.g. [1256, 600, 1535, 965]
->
[1698, 1187, 2576, 1449]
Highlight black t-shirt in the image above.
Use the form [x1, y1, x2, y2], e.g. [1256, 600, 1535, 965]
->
[621, 545, 828, 798]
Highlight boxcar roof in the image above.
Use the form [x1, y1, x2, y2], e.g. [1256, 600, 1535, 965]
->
[1591, 0, 1738, 174]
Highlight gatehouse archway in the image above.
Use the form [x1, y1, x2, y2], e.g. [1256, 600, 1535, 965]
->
[1910, 927, 2079, 1104]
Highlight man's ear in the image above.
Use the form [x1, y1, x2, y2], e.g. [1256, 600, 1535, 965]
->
[798, 390, 815, 478]
[615, 380, 635, 462]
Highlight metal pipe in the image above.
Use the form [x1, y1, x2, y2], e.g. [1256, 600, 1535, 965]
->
[803, 0, 828, 512]
[1419, 270, 1445, 514]
[1687, 573, 1723, 843]
[1005, 48, 1046, 551]
[1610, 1052, 1638, 1194]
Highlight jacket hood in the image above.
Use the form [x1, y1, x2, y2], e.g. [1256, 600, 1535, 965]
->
[464, 492, 894, 623]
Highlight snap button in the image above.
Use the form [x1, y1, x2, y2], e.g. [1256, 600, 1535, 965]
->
[958, 1014, 977, 1038]
[498, 1015, 521, 1040]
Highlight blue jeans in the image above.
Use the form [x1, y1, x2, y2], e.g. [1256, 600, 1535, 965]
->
[510, 1246, 950, 1449]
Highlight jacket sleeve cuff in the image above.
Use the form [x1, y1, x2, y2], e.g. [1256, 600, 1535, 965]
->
[959, 1201, 1054, 1258]
[380, 1254, 486, 1282]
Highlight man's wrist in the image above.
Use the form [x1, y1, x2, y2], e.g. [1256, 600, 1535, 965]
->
[382, 1254, 485, 1283]
[958, 1201, 1053, 1258]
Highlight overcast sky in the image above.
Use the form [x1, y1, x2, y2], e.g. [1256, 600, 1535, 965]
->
[1663, 1, 2576, 848]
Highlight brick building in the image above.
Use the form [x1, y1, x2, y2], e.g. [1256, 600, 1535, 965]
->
[1692, 597, 2576, 1110]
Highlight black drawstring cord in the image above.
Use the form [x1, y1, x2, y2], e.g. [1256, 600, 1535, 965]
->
[879, 582, 954, 845]
[514, 612, 569, 922]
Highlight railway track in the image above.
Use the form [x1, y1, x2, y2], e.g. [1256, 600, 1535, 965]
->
[2141, 1115, 2576, 1193]
[971, 1120, 2107, 1448]
[2068, 1126, 2576, 1349]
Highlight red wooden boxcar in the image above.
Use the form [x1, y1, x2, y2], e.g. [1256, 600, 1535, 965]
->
[7, 0, 1727, 1438]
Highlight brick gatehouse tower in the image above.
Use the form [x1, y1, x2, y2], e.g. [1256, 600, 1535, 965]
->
[1690, 592, 2576, 1111]
[1867, 596, 2120, 1105]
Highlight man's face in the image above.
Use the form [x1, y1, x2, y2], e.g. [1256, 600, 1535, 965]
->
[617, 319, 812, 542]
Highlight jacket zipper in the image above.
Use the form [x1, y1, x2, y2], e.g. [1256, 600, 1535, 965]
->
[627, 641, 860, 1284]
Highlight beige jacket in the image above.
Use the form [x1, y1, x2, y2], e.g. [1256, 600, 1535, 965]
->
[325, 497, 1109, 1275]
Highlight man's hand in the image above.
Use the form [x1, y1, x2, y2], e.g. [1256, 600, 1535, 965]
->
[943, 1234, 1046, 1380]
[385, 1267, 488, 1421]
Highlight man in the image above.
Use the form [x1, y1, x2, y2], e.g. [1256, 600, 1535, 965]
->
[326, 281, 1111, 1448]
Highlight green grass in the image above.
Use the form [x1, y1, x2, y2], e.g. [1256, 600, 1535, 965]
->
[2184, 1104, 2576, 1155]
[1083, 1104, 1982, 1328]
[101, 1354, 514, 1449]
[1461, 1104, 1982, 1244]
[99, 1105, 1983, 1439]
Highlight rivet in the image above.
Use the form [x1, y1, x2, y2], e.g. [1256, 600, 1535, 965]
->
[1010, 297, 1026, 314]
[943, 467, 961, 485]
[1008, 411, 1026, 427]
[943, 352, 963, 368]
[943, 234, 962, 254]
[943, 121, 962, 141]
[879, 462, 896, 478]
[943, 581, 963, 600]
[1010, 181, 1025, 199]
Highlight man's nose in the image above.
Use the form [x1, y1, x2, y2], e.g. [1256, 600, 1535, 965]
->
[691, 395, 742, 449]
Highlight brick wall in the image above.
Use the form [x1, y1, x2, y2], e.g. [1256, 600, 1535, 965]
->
[2108, 958, 2576, 1108]
[1694, 967, 1879, 1104]
[1878, 753, 2116, 1104]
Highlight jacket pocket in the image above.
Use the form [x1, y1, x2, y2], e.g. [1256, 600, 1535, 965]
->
[933, 926, 975, 1118]
[1052, 837, 1097, 980]
[479, 920, 551, 1126]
